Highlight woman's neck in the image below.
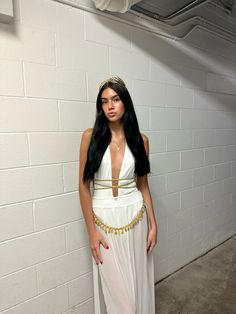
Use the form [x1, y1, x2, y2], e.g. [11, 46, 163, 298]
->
[109, 121, 125, 139]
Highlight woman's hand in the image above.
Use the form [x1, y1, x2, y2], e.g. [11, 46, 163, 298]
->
[147, 225, 157, 255]
[90, 230, 109, 265]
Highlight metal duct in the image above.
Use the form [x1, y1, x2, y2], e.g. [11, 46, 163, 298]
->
[130, 0, 236, 42]
[132, 0, 208, 22]
[92, 0, 142, 13]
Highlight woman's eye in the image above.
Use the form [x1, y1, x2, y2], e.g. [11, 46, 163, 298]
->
[114, 98, 120, 102]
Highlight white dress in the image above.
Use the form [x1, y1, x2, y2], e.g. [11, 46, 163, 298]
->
[92, 142, 155, 314]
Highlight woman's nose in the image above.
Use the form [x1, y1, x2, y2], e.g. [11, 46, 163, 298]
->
[108, 100, 114, 109]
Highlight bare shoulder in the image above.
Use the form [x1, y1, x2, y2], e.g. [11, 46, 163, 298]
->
[81, 128, 93, 143]
[141, 133, 149, 155]
[82, 128, 93, 138]
[80, 128, 93, 153]
[141, 133, 149, 144]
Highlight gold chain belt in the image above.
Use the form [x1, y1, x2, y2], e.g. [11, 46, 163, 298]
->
[93, 177, 136, 190]
[93, 201, 146, 235]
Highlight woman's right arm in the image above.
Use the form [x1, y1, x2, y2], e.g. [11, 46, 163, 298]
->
[79, 129, 109, 264]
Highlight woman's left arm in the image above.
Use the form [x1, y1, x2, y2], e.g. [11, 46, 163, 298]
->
[137, 134, 158, 255]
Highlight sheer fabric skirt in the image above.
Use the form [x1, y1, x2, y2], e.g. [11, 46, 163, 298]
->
[92, 191, 155, 314]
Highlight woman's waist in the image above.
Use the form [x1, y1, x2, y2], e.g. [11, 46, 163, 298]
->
[93, 176, 136, 190]
[92, 189, 143, 208]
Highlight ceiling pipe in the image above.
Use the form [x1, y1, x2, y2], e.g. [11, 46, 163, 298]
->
[129, 0, 236, 41]
[92, 0, 142, 13]
[130, 9, 236, 43]
[132, 0, 209, 22]
[132, 0, 234, 23]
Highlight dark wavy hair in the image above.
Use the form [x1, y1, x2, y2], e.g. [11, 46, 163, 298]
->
[83, 77, 150, 182]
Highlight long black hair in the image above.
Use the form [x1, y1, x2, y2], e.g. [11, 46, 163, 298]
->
[83, 77, 150, 182]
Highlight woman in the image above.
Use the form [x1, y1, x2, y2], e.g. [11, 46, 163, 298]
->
[79, 77, 157, 314]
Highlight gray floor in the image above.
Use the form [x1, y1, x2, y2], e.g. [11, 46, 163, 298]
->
[155, 236, 236, 314]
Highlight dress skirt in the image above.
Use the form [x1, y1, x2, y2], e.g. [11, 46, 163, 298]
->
[92, 190, 155, 314]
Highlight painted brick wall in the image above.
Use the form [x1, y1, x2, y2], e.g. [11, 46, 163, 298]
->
[0, 0, 235, 313]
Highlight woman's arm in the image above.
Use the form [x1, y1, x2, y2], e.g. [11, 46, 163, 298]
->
[79, 128, 109, 264]
[137, 134, 158, 255]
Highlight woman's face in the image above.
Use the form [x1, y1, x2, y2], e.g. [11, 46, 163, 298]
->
[101, 87, 125, 123]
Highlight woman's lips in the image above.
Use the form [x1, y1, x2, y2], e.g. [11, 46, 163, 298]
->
[108, 112, 116, 117]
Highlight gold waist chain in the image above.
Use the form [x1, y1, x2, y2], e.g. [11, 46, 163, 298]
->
[93, 177, 136, 190]
[93, 201, 146, 235]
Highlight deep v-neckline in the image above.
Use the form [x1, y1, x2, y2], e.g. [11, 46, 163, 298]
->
[108, 142, 127, 197]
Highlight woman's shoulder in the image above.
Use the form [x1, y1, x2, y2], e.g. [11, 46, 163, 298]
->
[141, 133, 149, 144]
[141, 133, 149, 154]
[83, 128, 93, 136]
[82, 128, 93, 140]
[81, 128, 93, 147]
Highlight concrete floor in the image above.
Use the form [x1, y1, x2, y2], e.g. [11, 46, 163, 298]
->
[155, 236, 236, 314]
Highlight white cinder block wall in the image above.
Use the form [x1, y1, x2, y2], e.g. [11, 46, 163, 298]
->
[0, 0, 236, 313]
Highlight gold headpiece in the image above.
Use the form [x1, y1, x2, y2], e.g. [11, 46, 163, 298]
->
[99, 76, 127, 91]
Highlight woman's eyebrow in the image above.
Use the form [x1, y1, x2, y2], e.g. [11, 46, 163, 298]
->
[101, 94, 119, 100]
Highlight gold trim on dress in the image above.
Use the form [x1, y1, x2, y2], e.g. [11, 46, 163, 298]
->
[93, 202, 146, 235]
[93, 177, 136, 190]
[94, 177, 135, 182]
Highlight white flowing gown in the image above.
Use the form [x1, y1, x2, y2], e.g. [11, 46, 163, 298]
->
[92, 142, 155, 314]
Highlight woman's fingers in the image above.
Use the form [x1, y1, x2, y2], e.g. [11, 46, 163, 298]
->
[147, 240, 155, 255]
[147, 230, 157, 255]
[147, 241, 154, 255]
[100, 237, 109, 250]
[147, 237, 151, 250]
[92, 248, 100, 265]
[91, 234, 109, 265]
[92, 245, 102, 264]
[147, 239, 153, 255]
[91, 239, 102, 264]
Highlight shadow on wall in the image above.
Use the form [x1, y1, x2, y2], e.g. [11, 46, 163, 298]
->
[6, 0, 235, 108]
[94, 12, 236, 109]
[5, 0, 235, 110]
